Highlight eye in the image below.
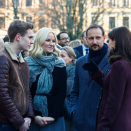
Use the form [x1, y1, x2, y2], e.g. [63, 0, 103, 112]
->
[96, 37, 100, 40]
[46, 39, 50, 42]
[53, 40, 56, 43]
[89, 37, 93, 40]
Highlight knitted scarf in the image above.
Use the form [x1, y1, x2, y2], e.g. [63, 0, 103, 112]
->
[25, 54, 65, 116]
[89, 43, 108, 65]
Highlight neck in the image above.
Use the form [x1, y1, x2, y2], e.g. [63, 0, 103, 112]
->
[9, 42, 21, 55]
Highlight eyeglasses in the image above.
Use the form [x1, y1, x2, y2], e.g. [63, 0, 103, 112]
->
[60, 37, 70, 41]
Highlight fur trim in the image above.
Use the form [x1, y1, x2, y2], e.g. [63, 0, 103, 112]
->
[4, 42, 25, 63]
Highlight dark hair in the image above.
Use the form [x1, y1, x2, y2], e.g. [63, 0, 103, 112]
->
[3, 35, 9, 42]
[86, 24, 105, 36]
[108, 26, 131, 64]
[81, 30, 86, 38]
[8, 19, 34, 42]
[57, 31, 68, 40]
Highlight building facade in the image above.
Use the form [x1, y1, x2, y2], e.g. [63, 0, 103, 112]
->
[0, 0, 131, 38]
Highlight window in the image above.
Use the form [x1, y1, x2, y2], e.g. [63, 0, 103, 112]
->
[0, 0, 5, 7]
[92, 16, 97, 24]
[39, 18, 48, 29]
[0, 17, 5, 28]
[123, 0, 129, 7]
[26, 0, 32, 6]
[51, 21, 58, 29]
[108, 0, 115, 7]
[13, 0, 19, 7]
[26, 16, 32, 23]
[92, 0, 101, 6]
[123, 17, 129, 28]
[109, 17, 115, 29]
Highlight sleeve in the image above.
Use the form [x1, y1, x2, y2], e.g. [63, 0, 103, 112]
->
[48, 67, 67, 120]
[24, 91, 34, 122]
[90, 68, 105, 87]
[66, 67, 75, 95]
[97, 62, 128, 131]
[0, 56, 24, 128]
[70, 61, 79, 113]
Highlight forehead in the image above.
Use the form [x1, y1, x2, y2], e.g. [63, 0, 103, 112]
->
[87, 28, 103, 37]
[24, 29, 33, 36]
[47, 32, 55, 38]
[60, 33, 68, 38]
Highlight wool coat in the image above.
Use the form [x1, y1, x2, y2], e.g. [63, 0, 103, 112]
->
[70, 51, 111, 131]
[91, 58, 131, 131]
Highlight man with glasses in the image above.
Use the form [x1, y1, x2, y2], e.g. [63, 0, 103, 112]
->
[74, 30, 89, 57]
[57, 32, 81, 59]
[57, 31, 70, 48]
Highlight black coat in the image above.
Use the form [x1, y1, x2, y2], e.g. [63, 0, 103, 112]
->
[31, 66, 67, 120]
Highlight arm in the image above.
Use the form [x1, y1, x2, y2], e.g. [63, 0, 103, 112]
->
[97, 62, 127, 131]
[70, 61, 79, 113]
[91, 68, 105, 87]
[66, 66, 75, 95]
[48, 67, 67, 120]
[0, 56, 25, 128]
[24, 92, 34, 122]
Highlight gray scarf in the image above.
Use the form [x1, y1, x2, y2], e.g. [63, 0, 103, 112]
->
[25, 54, 65, 116]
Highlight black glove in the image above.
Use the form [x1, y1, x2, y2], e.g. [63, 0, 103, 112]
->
[82, 60, 98, 73]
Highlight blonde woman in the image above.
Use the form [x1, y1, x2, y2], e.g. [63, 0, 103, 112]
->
[25, 27, 66, 131]
[60, 46, 76, 131]
[69, 39, 81, 48]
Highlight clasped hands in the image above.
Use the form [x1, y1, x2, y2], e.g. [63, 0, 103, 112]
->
[35, 116, 55, 127]
[19, 117, 31, 131]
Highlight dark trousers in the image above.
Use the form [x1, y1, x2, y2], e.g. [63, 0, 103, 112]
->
[0, 123, 17, 131]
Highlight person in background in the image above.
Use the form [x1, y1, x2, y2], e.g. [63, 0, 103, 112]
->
[0, 38, 4, 51]
[69, 39, 81, 48]
[3, 35, 9, 42]
[73, 30, 89, 57]
[70, 24, 111, 131]
[0, 19, 34, 131]
[26, 27, 67, 131]
[83, 26, 131, 131]
[60, 46, 76, 131]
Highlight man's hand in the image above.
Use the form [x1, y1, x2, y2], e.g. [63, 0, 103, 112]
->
[24, 117, 31, 127]
[35, 116, 54, 127]
[18, 120, 29, 131]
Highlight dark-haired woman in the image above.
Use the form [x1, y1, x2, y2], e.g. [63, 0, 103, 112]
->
[83, 26, 131, 131]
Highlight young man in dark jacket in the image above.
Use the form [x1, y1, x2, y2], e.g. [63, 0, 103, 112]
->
[0, 20, 34, 131]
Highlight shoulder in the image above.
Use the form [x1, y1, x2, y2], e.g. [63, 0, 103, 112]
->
[112, 58, 129, 70]
[73, 45, 82, 50]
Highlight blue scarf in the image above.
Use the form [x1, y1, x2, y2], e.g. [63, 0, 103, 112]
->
[25, 54, 65, 116]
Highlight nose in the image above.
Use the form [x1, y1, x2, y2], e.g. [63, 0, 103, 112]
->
[50, 41, 54, 45]
[30, 39, 34, 45]
[92, 39, 97, 44]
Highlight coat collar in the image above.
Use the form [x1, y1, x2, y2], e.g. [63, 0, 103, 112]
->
[86, 49, 110, 69]
[4, 42, 25, 63]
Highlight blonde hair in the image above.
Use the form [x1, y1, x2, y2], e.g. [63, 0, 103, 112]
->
[61, 46, 76, 64]
[29, 27, 60, 57]
[69, 39, 81, 48]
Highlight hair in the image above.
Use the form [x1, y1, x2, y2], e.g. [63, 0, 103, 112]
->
[57, 31, 68, 40]
[29, 27, 60, 57]
[108, 26, 131, 64]
[61, 46, 76, 64]
[3, 35, 9, 42]
[86, 24, 105, 37]
[8, 19, 34, 42]
[81, 30, 86, 38]
[69, 39, 81, 48]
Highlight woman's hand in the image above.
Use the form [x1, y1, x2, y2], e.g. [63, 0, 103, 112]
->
[35, 116, 55, 127]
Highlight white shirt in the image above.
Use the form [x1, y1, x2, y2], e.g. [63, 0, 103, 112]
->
[82, 44, 89, 56]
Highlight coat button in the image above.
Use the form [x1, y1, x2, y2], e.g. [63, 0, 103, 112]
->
[97, 106, 98, 109]
[100, 97, 101, 99]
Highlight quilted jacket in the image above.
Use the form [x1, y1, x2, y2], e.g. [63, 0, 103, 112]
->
[0, 43, 34, 128]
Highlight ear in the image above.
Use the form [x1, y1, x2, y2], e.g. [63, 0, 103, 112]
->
[70, 56, 73, 62]
[16, 33, 21, 42]
[104, 36, 105, 40]
[58, 40, 60, 44]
